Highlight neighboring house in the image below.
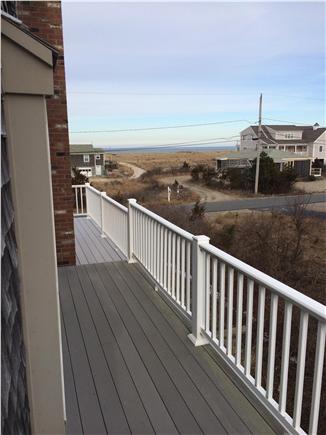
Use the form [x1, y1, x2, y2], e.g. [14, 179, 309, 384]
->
[215, 149, 313, 177]
[240, 124, 326, 167]
[70, 144, 105, 177]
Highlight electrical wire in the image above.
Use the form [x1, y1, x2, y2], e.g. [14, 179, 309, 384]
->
[70, 119, 252, 134]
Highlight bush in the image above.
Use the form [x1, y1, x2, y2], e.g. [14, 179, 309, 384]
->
[71, 167, 88, 185]
[224, 152, 297, 194]
[190, 201, 206, 221]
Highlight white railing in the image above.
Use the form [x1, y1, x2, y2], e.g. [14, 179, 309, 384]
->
[72, 185, 87, 215]
[81, 184, 325, 434]
[130, 200, 193, 319]
[102, 194, 128, 256]
[195, 242, 325, 435]
[311, 167, 322, 177]
[85, 184, 102, 226]
[85, 184, 128, 256]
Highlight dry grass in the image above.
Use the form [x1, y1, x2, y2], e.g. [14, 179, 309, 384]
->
[106, 151, 228, 171]
[90, 178, 199, 206]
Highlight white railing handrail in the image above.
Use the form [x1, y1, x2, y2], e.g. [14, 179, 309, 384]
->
[132, 201, 193, 241]
[102, 192, 128, 213]
[72, 184, 86, 188]
[85, 183, 101, 196]
[202, 242, 326, 322]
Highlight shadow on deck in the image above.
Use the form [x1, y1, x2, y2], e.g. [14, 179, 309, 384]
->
[74, 217, 126, 264]
[59, 260, 276, 434]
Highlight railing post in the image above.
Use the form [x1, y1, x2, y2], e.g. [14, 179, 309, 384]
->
[127, 198, 137, 263]
[100, 191, 107, 238]
[188, 235, 210, 346]
[85, 183, 91, 219]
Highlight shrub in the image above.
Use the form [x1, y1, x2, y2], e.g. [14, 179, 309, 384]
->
[71, 167, 88, 185]
[190, 201, 206, 221]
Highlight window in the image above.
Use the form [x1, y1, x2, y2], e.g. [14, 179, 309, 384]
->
[279, 146, 285, 151]
[95, 154, 101, 160]
[83, 154, 90, 163]
[320, 146, 323, 152]
[284, 133, 294, 139]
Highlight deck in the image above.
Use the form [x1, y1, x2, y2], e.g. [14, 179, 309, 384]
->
[74, 217, 125, 264]
[59, 216, 277, 434]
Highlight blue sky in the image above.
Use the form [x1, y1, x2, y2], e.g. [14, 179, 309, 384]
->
[62, 1, 325, 148]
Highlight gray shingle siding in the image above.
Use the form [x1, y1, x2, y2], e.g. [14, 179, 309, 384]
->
[1, 135, 31, 435]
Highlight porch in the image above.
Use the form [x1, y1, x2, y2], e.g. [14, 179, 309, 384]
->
[60, 260, 275, 434]
[60, 185, 325, 434]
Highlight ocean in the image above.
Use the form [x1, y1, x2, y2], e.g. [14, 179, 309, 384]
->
[103, 145, 236, 154]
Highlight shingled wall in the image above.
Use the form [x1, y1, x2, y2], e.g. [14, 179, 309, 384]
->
[1, 135, 31, 435]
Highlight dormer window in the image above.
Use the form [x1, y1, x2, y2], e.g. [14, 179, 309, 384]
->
[284, 133, 294, 139]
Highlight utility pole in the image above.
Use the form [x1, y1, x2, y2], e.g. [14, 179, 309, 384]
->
[254, 93, 263, 194]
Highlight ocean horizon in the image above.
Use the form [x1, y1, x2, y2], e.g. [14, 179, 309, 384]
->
[103, 145, 237, 154]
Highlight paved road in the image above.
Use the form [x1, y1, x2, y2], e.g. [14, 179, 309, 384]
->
[201, 193, 326, 213]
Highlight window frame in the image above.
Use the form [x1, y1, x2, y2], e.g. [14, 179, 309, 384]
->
[83, 154, 90, 163]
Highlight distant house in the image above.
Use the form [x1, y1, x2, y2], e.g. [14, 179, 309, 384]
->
[215, 149, 314, 177]
[70, 144, 105, 177]
[240, 124, 326, 167]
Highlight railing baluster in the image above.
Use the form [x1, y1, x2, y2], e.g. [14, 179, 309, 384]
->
[212, 259, 218, 341]
[171, 233, 176, 299]
[167, 231, 172, 294]
[255, 286, 266, 388]
[227, 267, 234, 356]
[309, 321, 326, 435]
[176, 236, 180, 302]
[219, 262, 226, 349]
[245, 279, 254, 377]
[293, 311, 309, 430]
[181, 239, 185, 307]
[186, 241, 191, 312]
[75, 187, 79, 214]
[266, 293, 278, 399]
[205, 253, 211, 333]
[80, 187, 84, 214]
[279, 301, 293, 415]
[235, 273, 243, 367]
[160, 225, 164, 285]
[163, 228, 167, 290]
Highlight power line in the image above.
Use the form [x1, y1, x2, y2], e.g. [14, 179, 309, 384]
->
[104, 136, 240, 151]
[70, 119, 252, 134]
[262, 117, 312, 126]
[69, 91, 324, 101]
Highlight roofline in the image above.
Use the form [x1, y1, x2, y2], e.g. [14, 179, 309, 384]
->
[1, 16, 58, 66]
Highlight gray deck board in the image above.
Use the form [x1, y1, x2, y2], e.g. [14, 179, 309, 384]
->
[59, 261, 276, 435]
[74, 217, 125, 264]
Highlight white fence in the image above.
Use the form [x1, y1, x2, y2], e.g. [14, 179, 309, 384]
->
[81, 184, 325, 435]
[310, 167, 322, 177]
[72, 185, 87, 215]
[83, 184, 128, 256]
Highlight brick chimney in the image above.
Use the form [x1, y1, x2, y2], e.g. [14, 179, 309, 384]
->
[16, 1, 75, 266]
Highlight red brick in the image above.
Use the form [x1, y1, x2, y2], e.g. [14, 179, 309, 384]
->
[17, 1, 75, 266]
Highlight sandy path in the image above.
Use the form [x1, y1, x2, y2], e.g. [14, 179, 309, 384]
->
[295, 178, 326, 193]
[159, 175, 241, 202]
[119, 161, 146, 179]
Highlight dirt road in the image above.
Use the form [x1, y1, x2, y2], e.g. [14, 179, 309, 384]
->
[118, 161, 146, 179]
[159, 175, 240, 202]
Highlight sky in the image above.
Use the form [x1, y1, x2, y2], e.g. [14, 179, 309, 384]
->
[62, 1, 326, 149]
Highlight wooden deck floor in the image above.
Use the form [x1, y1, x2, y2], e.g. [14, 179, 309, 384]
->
[59, 261, 275, 435]
[74, 217, 125, 264]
